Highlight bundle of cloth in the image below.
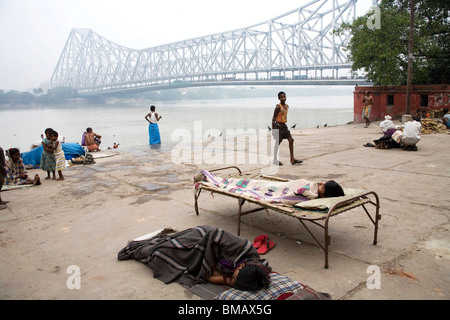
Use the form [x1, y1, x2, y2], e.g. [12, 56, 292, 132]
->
[193, 170, 324, 206]
[117, 225, 271, 287]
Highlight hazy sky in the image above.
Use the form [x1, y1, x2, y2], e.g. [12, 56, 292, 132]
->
[0, 0, 372, 91]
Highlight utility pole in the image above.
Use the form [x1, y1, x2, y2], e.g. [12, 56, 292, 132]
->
[405, 0, 415, 120]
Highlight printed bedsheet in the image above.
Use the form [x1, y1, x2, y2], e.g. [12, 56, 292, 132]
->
[194, 170, 311, 205]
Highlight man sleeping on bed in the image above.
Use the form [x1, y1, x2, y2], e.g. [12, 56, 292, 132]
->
[194, 170, 345, 205]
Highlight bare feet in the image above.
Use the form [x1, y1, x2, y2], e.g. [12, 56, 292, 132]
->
[33, 174, 41, 185]
[56, 178, 65, 181]
[0, 199, 8, 210]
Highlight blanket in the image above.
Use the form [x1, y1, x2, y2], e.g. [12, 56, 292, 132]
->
[194, 170, 316, 205]
[117, 225, 270, 287]
[215, 273, 331, 300]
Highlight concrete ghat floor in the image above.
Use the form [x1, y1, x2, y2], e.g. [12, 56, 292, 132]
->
[0, 121, 449, 300]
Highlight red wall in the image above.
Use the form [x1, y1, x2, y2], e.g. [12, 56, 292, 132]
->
[354, 85, 450, 122]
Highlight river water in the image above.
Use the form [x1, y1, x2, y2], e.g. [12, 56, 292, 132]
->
[0, 87, 355, 153]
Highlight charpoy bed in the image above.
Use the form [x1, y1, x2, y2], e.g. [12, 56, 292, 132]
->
[193, 166, 381, 268]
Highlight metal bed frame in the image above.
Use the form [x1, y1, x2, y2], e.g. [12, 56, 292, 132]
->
[194, 166, 381, 268]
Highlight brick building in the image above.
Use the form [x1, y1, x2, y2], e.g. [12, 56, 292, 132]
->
[354, 84, 450, 122]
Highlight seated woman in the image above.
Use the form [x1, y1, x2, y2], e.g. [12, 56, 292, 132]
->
[118, 225, 271, 291]
[4, 148, 41, 186]
[194, 170, 345, 205]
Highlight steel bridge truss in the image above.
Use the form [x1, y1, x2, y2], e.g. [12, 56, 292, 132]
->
[51, 0, 358, 94]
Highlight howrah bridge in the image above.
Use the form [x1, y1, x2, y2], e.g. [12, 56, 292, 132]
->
[50, 0, 371, 95]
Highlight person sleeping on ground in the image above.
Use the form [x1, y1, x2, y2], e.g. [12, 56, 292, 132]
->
[117, 225, 271, 291]
[194, 170, 345, 205]
[206, 257, 271, 291]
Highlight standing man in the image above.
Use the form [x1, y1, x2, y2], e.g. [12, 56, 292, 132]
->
[362, 91, 374, 128]
[271, 91, 303, 166]
[145, 105, 162, 144]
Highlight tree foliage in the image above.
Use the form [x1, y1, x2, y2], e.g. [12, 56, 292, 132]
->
[335, 0, 449, 86]
[0, 86, 80, 105]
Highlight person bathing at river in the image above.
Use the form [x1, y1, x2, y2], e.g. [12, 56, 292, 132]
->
[84, 127, 102, 152]
[145, 105, 162, 145]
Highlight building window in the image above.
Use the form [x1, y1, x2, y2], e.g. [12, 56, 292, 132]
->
[387, 95, 394, 105]
[421, 95, 428, 107]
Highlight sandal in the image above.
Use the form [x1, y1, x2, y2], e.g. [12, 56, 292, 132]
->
[291, 159, 303, 165]
[252, 234, 268, 249]
[257, 239, 275, 255]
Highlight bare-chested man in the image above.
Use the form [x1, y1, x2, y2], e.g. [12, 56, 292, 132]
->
[84, 127, 102, 152]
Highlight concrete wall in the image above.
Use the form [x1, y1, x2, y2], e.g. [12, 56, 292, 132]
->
[354, 84, 450, 122]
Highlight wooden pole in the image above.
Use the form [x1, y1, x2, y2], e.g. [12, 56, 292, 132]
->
[405, 0, 414, 115]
